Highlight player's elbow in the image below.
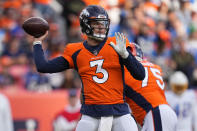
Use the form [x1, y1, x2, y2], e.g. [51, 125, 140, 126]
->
[36, 64, 47, 73]
[133, 73, 145, 80]
[138, 72, 145, 80]
[133, 67, 145, 80]
[37, 68, 45, 73]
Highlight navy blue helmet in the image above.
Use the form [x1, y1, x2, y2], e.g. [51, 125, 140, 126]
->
[79, 5, 110, 41]
[132, 43, 143, 60]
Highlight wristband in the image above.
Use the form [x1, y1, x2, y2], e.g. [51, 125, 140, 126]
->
[33, 41, 42, 45]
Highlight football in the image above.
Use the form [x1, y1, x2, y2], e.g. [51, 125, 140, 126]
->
[22, 17, 49, 38]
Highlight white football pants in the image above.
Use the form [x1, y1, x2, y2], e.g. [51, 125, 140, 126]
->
[141, 104, 177, 131]
[76, 114, 138, 131]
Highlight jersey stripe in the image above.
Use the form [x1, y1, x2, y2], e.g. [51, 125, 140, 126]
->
[119, 56, 126, 101]
[125, 85, 153, 112]
[72, 49, 81, 71]
[152, 106, 162, 131]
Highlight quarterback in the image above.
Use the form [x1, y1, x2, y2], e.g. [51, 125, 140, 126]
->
[32, 5, 145, 131]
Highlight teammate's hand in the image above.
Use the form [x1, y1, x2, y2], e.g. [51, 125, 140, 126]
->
[110, 32, 129, 59]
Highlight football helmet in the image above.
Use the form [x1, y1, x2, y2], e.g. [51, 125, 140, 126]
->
[169, 71, 188, 95]
[131, 43, 144, 61]
[79, 5, 110, 41]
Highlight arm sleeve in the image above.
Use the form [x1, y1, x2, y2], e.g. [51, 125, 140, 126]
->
[33, 44, 69, 73]
[122, 48, 145, 80]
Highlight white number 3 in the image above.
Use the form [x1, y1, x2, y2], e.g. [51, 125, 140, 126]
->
[142, 67, 165, 90]
[90, 59, 109, 84]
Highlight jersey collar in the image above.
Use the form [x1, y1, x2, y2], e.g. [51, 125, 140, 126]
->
[83, 38, 107, 56]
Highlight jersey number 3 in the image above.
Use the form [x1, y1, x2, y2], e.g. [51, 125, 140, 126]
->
[90, 59, 109, 84]
[142, 67, 165, 90]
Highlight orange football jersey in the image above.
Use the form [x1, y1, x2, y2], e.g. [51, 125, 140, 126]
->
[62, 37, 130, 105]
[125, 60, 168, 126]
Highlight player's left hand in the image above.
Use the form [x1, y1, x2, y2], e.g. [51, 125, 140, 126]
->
[110, 32, 129, 59]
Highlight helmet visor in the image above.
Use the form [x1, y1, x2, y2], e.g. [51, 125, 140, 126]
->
[89, 19, 110, 29]
[171, 84, 188, 95]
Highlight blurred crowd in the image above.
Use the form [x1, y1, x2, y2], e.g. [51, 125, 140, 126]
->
[1, 0, 197, 91]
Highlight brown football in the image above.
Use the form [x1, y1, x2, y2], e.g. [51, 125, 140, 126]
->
[22, 17, 49, 38]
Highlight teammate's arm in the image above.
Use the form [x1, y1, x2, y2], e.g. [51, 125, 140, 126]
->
[32, 31, 70, 73]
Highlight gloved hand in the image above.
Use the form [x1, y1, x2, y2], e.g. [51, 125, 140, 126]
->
[33, 31, 48, 45]
[110, 32, 129, 59]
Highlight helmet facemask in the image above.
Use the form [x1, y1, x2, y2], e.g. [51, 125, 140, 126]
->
[171, 84, 188, 95]
[88, 19, 110, 41]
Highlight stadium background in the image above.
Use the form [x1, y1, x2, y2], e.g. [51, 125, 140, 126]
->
[0, 0, 197, 130]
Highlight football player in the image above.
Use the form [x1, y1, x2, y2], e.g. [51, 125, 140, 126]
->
[165, 71, 197, 131]
[125, 44, 177, 131]
[32, 5, 145, 131]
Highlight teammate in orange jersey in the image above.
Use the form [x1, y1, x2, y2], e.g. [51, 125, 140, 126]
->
[125, 44, 177, 131]
[31, 5, 145, 131]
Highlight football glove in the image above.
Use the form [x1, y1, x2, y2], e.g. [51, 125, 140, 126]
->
[110, 32, 129, 59]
